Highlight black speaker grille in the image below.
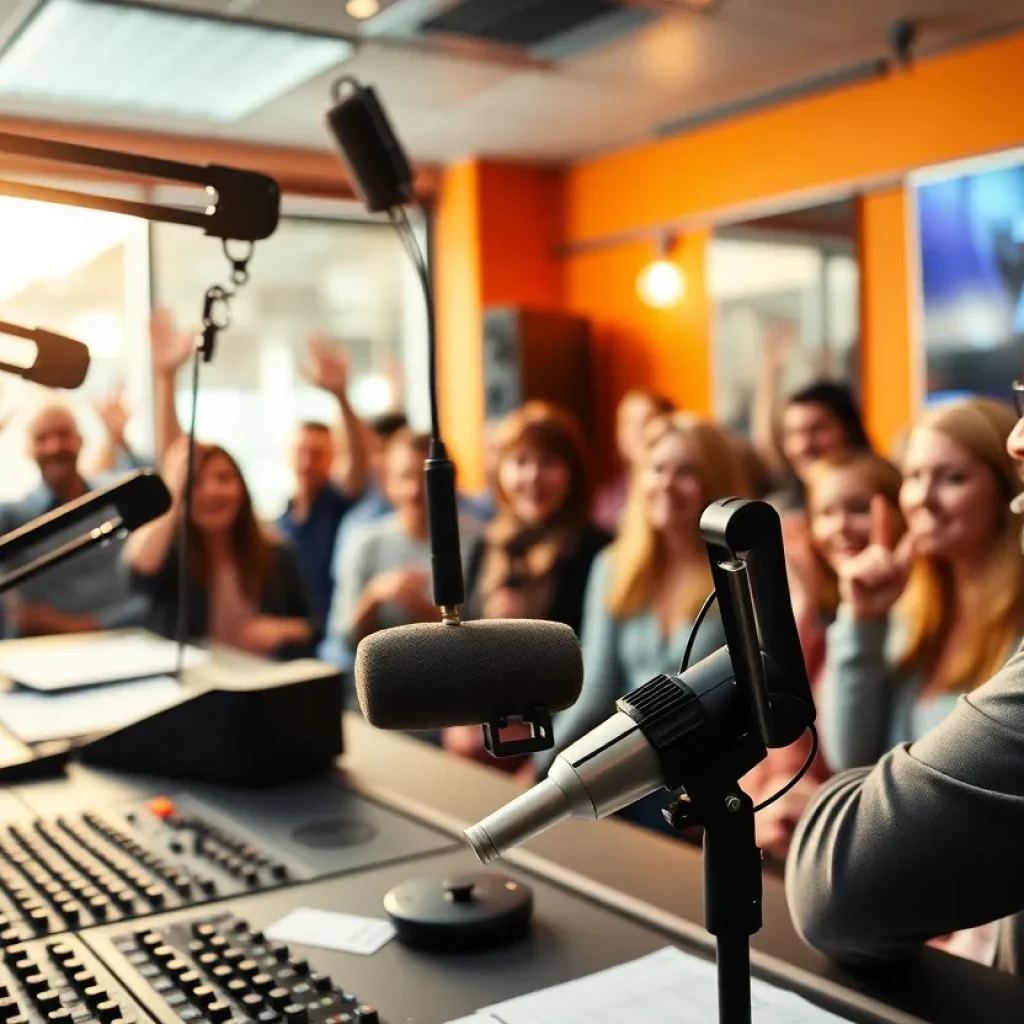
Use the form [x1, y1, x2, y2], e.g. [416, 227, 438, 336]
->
[423, 0, 622, 47]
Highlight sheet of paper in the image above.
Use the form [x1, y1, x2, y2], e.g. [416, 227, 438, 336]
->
[265, 908, 396, 956]
[476, 947, 853, 1024]
[0, 675, 183, 743]
[0, 634, 208, 691]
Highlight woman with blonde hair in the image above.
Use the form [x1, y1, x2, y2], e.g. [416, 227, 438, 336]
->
[820, 396, 1024, 773]
[535, 412, 745, 829]
[592, 389, 674, 531]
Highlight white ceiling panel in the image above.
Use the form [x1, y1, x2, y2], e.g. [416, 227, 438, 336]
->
[0, 0, 1018, 164]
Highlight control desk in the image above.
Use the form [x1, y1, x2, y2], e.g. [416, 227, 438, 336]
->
[0, 715, 1015, 1024]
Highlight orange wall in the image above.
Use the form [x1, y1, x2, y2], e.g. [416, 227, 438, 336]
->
[564, 31, 1024, 246]
[437, 30, 1024, 479]
[858, 189, 915, 455]
[563, 233, 711, 464]
[435, 161, 563, 489]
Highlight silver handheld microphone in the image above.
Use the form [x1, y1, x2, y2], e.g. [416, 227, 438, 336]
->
[465, 710, 664, 863]
[465, 646, 738, 863]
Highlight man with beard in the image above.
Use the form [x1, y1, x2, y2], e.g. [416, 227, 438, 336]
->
[786, 396, 1024, 974]
[0, 403, 147, 637]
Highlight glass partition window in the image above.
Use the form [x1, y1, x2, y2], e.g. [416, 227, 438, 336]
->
[710, 233, 859, 434]
[0, 188, 426, 519]
[0, 195, 151, 501]
[150, 214, 425, 518]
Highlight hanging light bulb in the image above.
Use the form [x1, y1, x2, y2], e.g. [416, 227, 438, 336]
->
[637, 236, 686, 309]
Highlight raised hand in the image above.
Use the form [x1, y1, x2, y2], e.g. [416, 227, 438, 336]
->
[302, 333, 349, 397]
[762, 318, 796, 370]
[160, 435, 207, 503]
[838, 496, 914, 620]
[93, 383, 130, 443]
[150, 307, 196, 375]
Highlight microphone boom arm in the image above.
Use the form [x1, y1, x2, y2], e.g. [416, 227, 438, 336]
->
[0, 130, 279, 241]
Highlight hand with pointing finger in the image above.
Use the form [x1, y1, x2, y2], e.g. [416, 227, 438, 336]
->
[838, 496, 914, 621]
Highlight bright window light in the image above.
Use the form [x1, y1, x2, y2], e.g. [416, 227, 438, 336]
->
[0, 197, 138, 303]
[0, 0, 354, 122]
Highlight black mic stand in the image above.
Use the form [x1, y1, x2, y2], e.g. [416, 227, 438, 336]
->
[619, 500, 815, 1024]
[664, 743, 764, 1024]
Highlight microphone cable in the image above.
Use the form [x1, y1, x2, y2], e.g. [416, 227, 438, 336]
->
[173, 340, 202, 680]
[676, 588, 818, 816]
[387, 206, 439, 441]
[172, 251, 251, 680]
[386, 201, 464, 615]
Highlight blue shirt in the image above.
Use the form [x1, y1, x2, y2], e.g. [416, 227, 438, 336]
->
[0, 473, 149, 638]
[275, 482, 355, 625]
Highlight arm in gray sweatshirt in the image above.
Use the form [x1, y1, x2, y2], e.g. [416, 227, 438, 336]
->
[786, 639, 1024, 967]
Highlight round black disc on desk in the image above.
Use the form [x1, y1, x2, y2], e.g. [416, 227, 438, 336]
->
[383, 872, 533, 951]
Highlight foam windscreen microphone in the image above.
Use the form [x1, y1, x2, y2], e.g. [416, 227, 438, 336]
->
[355, 619, 584, 732]
[0, 321, 90, 389]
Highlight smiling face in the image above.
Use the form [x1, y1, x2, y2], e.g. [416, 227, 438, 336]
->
[617, 393, 663, 469]
[292, 424, 333, 497]
[28, 405, 82, 493]
[641, 431, 706, 536]
[383, 435, 430, 537]
[189, 450, 246, 535]
[900, 426, 1000, 562]
[781, 401, 849, 482]
[498, 442, 572, 528]
[810, 464, 880, 572]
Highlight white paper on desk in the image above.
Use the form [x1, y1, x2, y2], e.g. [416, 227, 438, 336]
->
[0, 634, 208, 691]
[265, 908, 396, 956]
[477, 947, 853, 1024]
[0, 675, 183, 743]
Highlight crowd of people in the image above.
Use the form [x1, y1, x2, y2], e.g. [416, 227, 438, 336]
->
[1, 310, 1022, 968]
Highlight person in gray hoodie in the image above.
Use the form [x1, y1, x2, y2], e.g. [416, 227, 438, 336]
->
[787, 392, 1024, 974]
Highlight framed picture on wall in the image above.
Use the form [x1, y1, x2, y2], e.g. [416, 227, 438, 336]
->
[912, 149, 1024, 406]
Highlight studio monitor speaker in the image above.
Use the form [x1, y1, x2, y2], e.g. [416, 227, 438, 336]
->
[482, 307, 591, 429]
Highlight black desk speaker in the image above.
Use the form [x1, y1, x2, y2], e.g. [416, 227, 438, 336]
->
[79, 661, 343, 786]
[483, 307, 592, 429]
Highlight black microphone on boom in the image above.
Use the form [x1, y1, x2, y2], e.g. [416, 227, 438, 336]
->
[329, 75, 584, 756]
[0, 470, 172, 595]
[0, 320, 91, 390]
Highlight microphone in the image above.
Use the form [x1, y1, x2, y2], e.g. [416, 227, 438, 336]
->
[330, 74, 585, 757]
[0, 470, 171, 594]
[0, 320, 90, 389]
[464, 648, 736, 863]
[464, 499, 817, 861]
[355, 618, 583, 732]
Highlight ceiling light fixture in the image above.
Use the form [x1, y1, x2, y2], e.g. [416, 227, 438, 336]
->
[346, 0, 381, 19]
[0, 0, 354, 122]
[637, 236, 686, 309]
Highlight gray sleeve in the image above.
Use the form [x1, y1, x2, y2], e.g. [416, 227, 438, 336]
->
[818, 605, 894, 770]
[536, 551, 623, 775]
[786, 640, 1024, 965]
[330, 527, 376, 649]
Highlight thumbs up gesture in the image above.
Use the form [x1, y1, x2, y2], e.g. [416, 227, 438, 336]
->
[838, 496, 914, 620]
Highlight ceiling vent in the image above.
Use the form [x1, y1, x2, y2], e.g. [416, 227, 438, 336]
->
[362, 0, 654, 60]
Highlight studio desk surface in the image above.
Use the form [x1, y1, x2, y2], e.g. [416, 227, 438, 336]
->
[0, 714, 1016, 1024]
